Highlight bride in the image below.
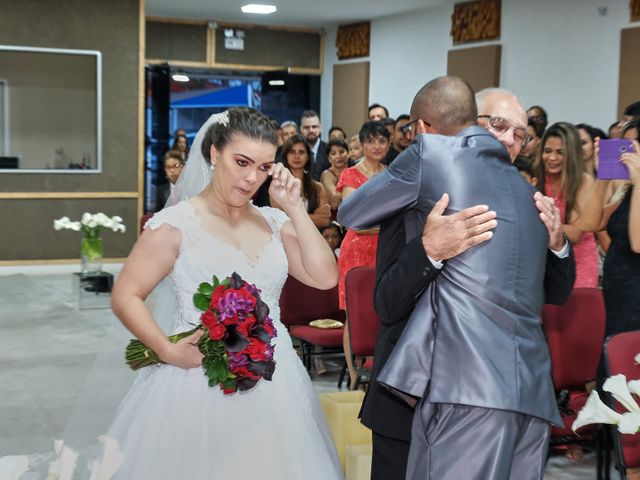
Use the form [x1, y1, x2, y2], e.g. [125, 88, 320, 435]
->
[103, 108, 343, 478]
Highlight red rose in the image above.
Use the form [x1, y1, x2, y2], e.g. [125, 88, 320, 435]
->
[243, 337, 268, 361]
[222, 314, 239, 326]
[207, 322, 226, 341]
[237, 315, 257, 337]
[209, 285, 227, 309]
[230, 364, 259, 380]
[200, 310, 217, 329]
[222, 385, 236, 395]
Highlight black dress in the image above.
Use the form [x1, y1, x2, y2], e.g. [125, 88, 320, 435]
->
[602, 187, 640, 337]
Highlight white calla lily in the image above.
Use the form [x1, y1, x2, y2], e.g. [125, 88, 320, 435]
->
[628, 380, 640, 397]
[619, 412, 640, 434]
[81, 212, 93, 225]
[604, 374, 640, 412]
[69, 222, 81, 231]
[572, 390, 622, 432]
[111, 215, 123, 223]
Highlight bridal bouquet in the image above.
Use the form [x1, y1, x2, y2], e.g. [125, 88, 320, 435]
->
[573, 353, 640, 434]
[126, 272, 277, 395]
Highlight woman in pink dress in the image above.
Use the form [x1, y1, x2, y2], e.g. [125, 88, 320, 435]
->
[336, 121, 390, 386]
[534, 122, 599, 288]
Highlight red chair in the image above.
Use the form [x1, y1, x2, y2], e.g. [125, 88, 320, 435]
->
[345, 266, 380, 389]
[605, 331, 640, 479]
[279, 275, 346, 377]
[139, 212, 154, 233]
[542, 287, 608, 477]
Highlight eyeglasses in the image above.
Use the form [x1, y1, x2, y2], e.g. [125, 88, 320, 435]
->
[400, 118, 432, 138]
[165, 163, 183, 170]
[477, 115, 531, 147]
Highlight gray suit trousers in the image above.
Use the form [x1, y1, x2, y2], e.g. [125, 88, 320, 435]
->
[407, 402, 550, 480]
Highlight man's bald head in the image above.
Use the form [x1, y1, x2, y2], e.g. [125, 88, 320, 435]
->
[410, 76, 477, 136]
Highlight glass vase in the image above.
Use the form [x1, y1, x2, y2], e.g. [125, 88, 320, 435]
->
[81, 237, 103, 275]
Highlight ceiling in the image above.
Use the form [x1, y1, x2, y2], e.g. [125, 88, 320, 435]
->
[145, 0, 449, 28]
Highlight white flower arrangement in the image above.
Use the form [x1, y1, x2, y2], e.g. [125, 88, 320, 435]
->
[53, 213, 126, 237]
[573, 365, 640, 434]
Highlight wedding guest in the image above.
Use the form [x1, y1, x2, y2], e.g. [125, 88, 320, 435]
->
[321, 138, 349, 213]
[337, 121, 389, 386]
[280, 120, 298, 144]
[329, 126, 347, 142]
[523, 118, 542, 159]
[348, 134, 363, 167]
[368, 103, 389, 121]
[271, 134, 331, 228]
[321, 222, 344, 257]
[171, 134, 189, 161]
[528, 105, 548, 133]
[534, 122, 599, 287]
[156, 150, 184, 210]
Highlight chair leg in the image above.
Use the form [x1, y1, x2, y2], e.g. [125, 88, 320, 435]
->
[337, 360, 347, 389]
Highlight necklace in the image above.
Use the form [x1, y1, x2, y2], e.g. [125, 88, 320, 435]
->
[358, 161, 385, 178]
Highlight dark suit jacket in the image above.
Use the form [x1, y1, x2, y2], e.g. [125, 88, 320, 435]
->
[311, 140, 330, 181]
[338, 126, 576, 434]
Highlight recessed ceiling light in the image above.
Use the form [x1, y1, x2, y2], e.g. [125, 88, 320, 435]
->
[268, 80, 285, 86]
[241, 4, 277, 14]
[172, 74, 189, 82]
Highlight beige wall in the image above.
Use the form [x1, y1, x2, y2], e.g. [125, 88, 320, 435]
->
[0, 0, 142, 261]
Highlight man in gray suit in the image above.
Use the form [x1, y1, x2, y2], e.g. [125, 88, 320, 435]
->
[338, 78, 574, 479]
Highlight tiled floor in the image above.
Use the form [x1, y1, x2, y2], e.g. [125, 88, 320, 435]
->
[0, 268, 618, 478]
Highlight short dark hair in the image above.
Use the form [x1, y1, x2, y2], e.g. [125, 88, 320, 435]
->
[623, 101, 640, 117]
[528, 118, 543, 139]
[359, 121, 391, 144]
[201, 107, 277, 164]
[513, 155, 534, 178]
[327, 138, 349, 153]
[622, 118, 640, 140]
[410, 76, 477, 136]
[381, 117, 395, 127]
[301, 110, 320, 121]
[328, 126, 346, 138]
[163, 150, 184, 165]
[368, 103, 389, 117]
[394, 114, 410, 127]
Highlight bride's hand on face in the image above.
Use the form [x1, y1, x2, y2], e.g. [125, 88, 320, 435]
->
[268, 163, 304, 213]
[160, 329, 204, 369]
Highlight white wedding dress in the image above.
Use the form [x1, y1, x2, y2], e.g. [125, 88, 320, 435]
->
[101, 201, 343, 479]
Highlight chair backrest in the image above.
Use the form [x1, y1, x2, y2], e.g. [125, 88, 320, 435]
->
[139, 212, 155, 233]
[345, 266, 380, 357]
[279, 275, 344, 327]
[542, 287, 605, 390]
[605, 331, 640, 469]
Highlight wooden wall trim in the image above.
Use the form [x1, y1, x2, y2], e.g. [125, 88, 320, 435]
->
[0, 258, 127, 266]
[0, 192, 138, 199]
[138, 0, 145, 229]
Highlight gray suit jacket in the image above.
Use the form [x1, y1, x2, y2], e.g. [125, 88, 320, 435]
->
[337, 126, 566, 425]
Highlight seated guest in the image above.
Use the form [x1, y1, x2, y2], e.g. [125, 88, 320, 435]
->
[384, 114, 410, 165]
[347, 134, 363, 167]
[156, 150, 184, 211]
[329, 126, 347, 142]
[271, 134, 331, 228]
[321, 139, 350, 212]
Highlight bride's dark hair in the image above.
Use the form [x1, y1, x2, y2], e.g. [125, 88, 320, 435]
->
[201, 107, 278, 164]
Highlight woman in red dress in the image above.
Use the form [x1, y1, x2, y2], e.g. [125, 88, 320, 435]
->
[534, 122, 599, 288]
[336, 121, 390, 386]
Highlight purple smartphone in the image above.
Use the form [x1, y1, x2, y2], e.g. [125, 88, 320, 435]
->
[598, 139, 633, 180]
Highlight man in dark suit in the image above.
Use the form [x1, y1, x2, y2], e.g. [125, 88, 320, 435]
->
[300, 110, 330, 181]
[338, 79, 575, 480]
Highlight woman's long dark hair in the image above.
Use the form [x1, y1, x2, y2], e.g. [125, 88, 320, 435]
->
[280, 134, 319, 213]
